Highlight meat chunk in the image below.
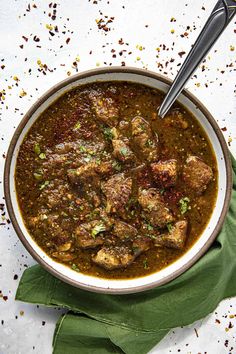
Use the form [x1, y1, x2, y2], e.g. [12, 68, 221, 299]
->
[151, 160, 178, 188]
[51, 251, 76, 262]
[89, 92, 119, 127]
[67, 161, 113, 186]
[155, 220, 188, 249]
[113, 220, 137, 241]
[75, 220, 109, 249]
[132, 236, 152, 255]
[183, 156, 213, 195]
[101, 173, 132, 213]
[112, 139, 134, 163]
[92, 246, 135, 270]
[138, 188, 174, 227]
[131, 116, 159, 162]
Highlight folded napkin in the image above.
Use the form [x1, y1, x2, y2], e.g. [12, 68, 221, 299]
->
[16, 156, 236, 354]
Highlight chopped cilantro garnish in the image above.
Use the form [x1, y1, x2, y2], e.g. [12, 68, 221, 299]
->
[79, 146, 87, 153]
[39, 180, 50, 190]
[167, 223, 173, 232]
[145, 139, 154, 147]
[71, 264, 80, 272]
[146, 223, 154, 231]
[143, 258, 149, 269]
[120, 147, 128, 156]
[74, 121, 81, 130]
[160, 188, 165, 195]
[33, 172, 43, 180]
[112, 161, 122, 172]
[34, 143, 41, 155]
[39, 152, 46, 159]
[103, 127, 114, 140]
[179, 197, 190, 214]
[91, 223, 106, 238]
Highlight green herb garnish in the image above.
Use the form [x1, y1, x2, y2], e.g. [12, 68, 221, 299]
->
[143, 258, 149, 269]
[71, 264, 80, 272]
[79, 146, 87, 153]
[145, 139, 154, 147]
[39, 180, 50, 190]
[120, 147, 128, 156]
[167, 223, 173, 232]
[112, 161, 122, 172]
[34, 143, 41, 155]
[146, 223, 154, 231]
[103, 127, 114, 140]
[179, 197, 190, 214]
[74, 121, 81, 130]
[33, 172, 43, 180]
[39, 152, 46, 159]
[91, 223, 106, 239]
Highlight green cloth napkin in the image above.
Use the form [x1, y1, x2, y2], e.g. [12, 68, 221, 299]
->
[15, 157, 236, 354]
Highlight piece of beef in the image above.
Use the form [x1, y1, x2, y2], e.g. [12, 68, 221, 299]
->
[112, 138, 134, 163]
[132, 236, 152, 255]
[151, 159, 178, 188]
[89, 91, 119, 127]
[67, 161, 113, 186]
[51, 251, 76, 262]
[131, 116, 159, 162]
[154, 220, 188, 249]
[138, 188, 174, 227]
[101, 173, 132, 213]
[183, 156, 213, 195]
[92, 246, 135, 270]
[113, 220, 138, 241]
[75, 220, 109, 249]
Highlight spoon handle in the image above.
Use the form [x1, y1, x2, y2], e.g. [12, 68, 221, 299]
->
[158, 0, 236, 118]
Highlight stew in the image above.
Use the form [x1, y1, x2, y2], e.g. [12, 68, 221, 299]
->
[15, 82, 217, 279]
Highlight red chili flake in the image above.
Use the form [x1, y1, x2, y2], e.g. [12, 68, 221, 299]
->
[121, 61, 126, 66]
[221, 127, 227, 131]
[229, 321, 233, 328]
[178, 51, 186, 58]
[33, 35, 40, 42]
[3, 296, 8, 301]
[215, 319, 221, 324]
[118, 38, 124, 45]
[66, 38, 71, 44]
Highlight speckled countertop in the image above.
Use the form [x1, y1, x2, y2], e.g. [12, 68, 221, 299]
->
[0, 1, 236, 353]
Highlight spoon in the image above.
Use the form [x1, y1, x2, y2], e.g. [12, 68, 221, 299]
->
[158, 0, 236, 118]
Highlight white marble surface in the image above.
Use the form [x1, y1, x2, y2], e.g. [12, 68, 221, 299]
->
[0, 0, 236, 353]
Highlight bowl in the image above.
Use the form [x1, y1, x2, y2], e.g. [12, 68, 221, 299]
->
[4, 67, 232, 294]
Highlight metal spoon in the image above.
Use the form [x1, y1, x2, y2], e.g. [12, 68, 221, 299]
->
[158, 0, 236, 118]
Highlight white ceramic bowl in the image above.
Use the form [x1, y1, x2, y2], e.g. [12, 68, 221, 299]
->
[4, 67, 232, 294]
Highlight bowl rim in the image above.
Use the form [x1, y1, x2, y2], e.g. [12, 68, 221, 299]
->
[4, 66, 233, 294]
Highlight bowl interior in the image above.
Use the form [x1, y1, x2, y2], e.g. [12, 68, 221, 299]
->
[5, 68, 231, 294]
